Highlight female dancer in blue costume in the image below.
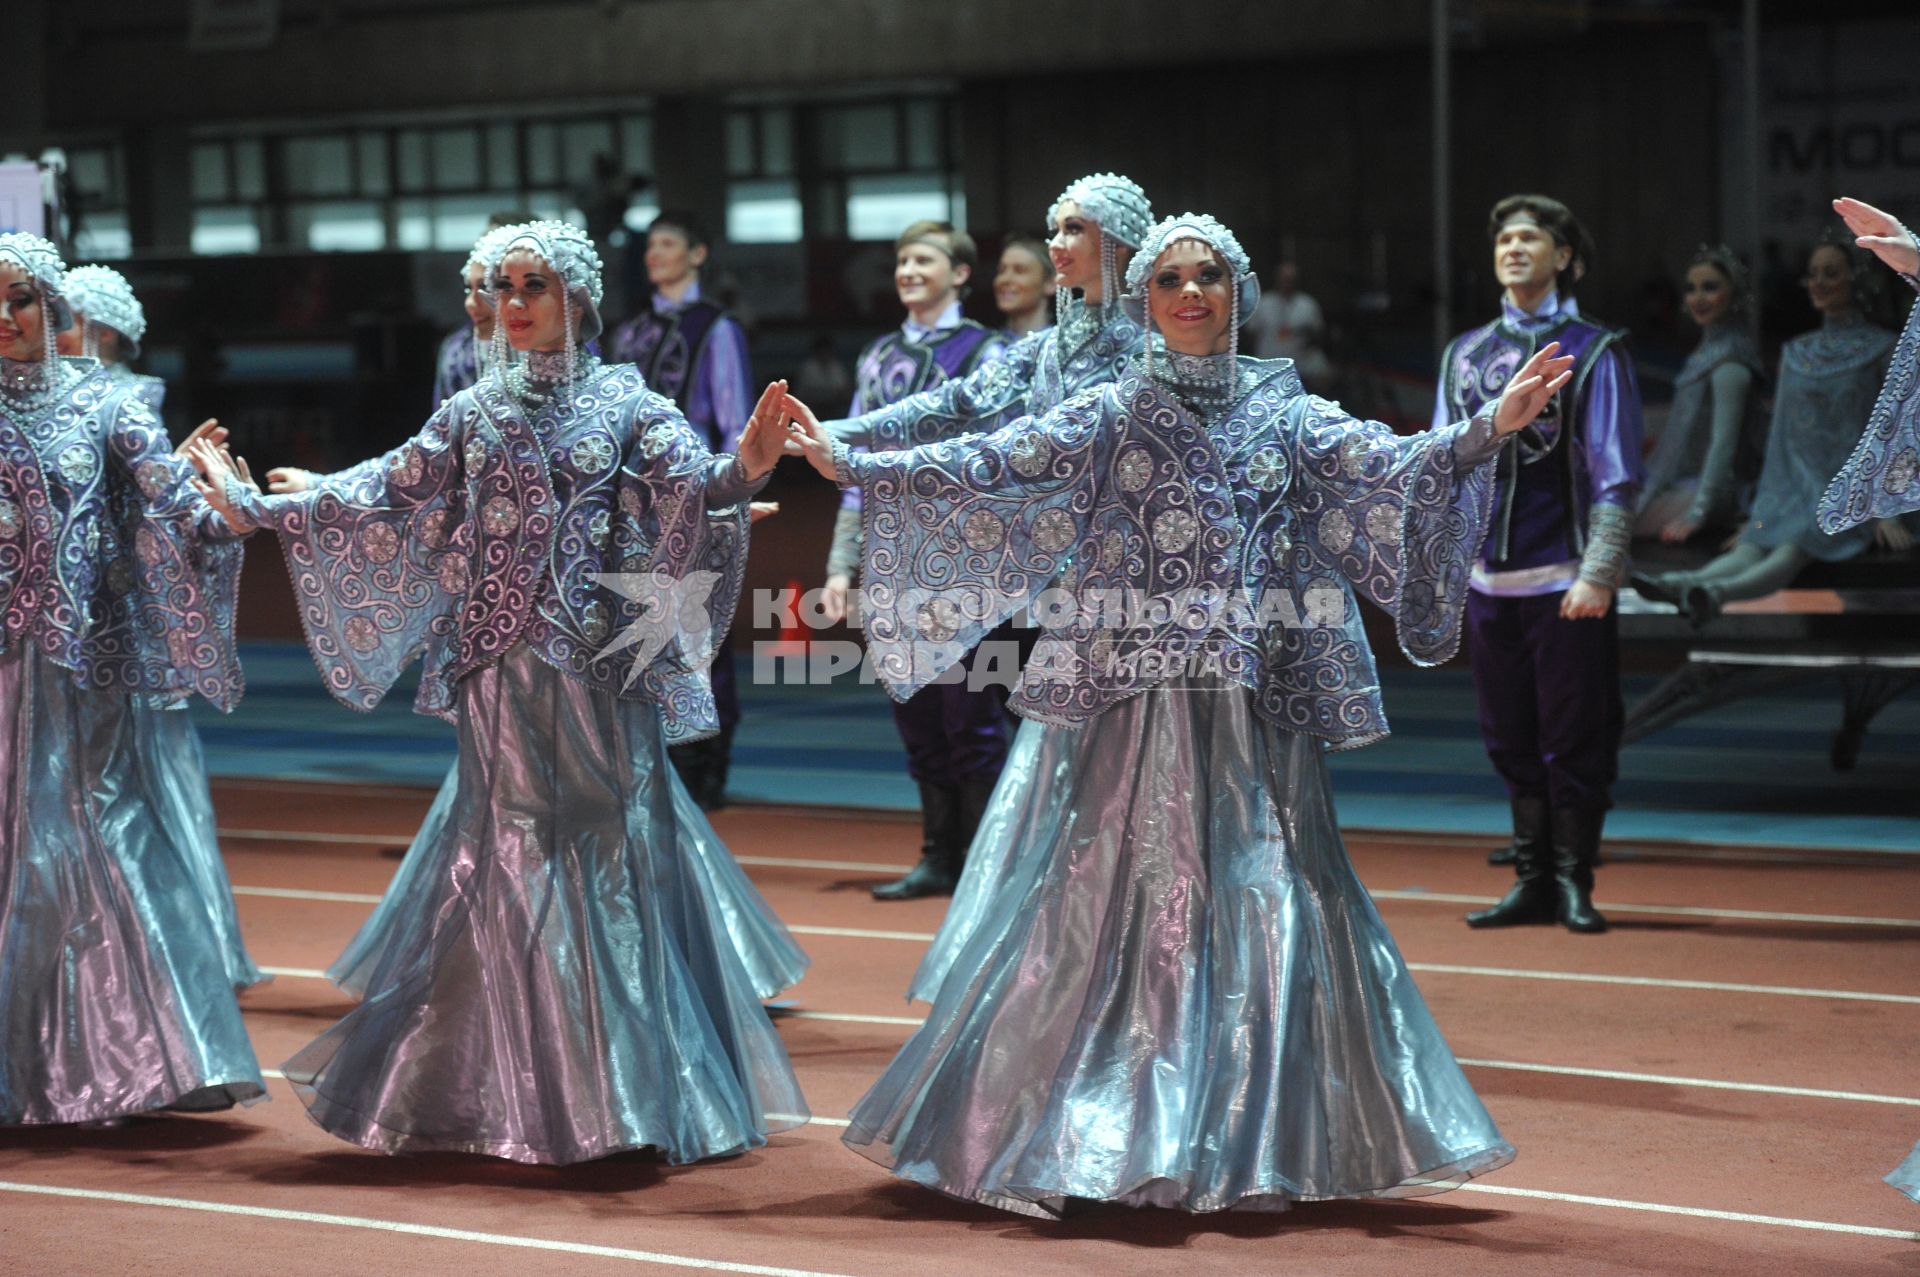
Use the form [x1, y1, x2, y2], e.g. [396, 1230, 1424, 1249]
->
[1816, 198, 1920, 1207]
[811, 174, 1155, 980]
[193, 221, 807, 1165]
[54, 261, 265, 992]
[0, 233, 264, 1125]
[272, 227, 803, 1005]
[787, 213, 1573, 1217]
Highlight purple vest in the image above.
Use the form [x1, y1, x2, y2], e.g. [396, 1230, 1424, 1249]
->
[1444, 312, 1623, 569]
[856, 321, 1000, 411]
[612, 301, 724, 407]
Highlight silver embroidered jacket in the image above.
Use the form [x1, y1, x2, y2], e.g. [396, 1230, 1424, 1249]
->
[836, 300, 1144, 451]
[838, 355, 1501, 749]
[1820, 276, 1920, 530]
[0, 358, 246, 708]
[233, 364, 760, 740]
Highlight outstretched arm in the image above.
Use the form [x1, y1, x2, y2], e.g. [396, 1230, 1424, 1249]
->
[1835, 197, 1920, 278]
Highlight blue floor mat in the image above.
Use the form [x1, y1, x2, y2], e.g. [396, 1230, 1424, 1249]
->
[196, 642, 1920, 853]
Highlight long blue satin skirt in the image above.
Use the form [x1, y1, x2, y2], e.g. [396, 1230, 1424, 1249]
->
[1892, 1140, 1920, 1205]
[282, 642, 808, 1165]
[0, 646, 265, 1124]
[845, 675, 1513, 1217]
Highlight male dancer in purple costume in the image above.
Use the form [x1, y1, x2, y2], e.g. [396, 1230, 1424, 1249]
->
[823, 219, 1010, 899]
[1436, 194, 1643, 934]
[608, 211, 756, 808]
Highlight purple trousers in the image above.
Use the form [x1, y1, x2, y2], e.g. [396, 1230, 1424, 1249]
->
[1464, 589, 1622, 813]
[890, 638, 1012, 788]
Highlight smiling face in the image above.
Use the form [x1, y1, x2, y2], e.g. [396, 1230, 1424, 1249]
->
[1805, 244, 1855, 317]
[1493, 217, 1571, 302]
[493, 247, 571, 352]
[993, 242, 1054, 319]
[894, 239, 964, 314]
[1147, 239, 1234, 357]
[1048, 200, 1109, 299]
[462, 260, 494, 340]
[645, 224, 706, 291]
[0, 261, 47, 362]
[1683, 262, 1734, 330]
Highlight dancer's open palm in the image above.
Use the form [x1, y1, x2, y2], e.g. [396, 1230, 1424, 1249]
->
[779, 391, 837, 481]
[1493, 343, 1576, 436]
[736, 380, 791, 481]
[1834, 197, 1919, 276]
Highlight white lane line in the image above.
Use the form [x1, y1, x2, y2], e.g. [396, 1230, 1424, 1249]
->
[789, 924, 939, 943]
[1455, 1182, 1920, 1241]
[219, 828, 415, 846]
[735, 856, 908, 875]
[1370, 889, 1920, 930]
[0, 1181, 860, 1276]
[781, 1009, 926, 1028]
[261, 966, 332, 981]
[254, 1070, 852, 1131]
[1408, 963, 1920, 1005]
[236, 886, 381, 905]
[1452, 1059, 1920, 1106]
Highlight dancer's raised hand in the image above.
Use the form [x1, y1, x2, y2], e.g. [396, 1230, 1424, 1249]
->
[1834, 197, 1919, 276]
[174, 418, 227, 459]
[736, 380, 791, 481]
[749, 502, 780, 524]
[267, 467, 317, 493]
[1493, 342, 1575, 436]
[185, 438, 255, 531]
[779, 391, 837, 481]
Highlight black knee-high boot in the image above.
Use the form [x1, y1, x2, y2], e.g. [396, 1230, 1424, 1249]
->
[1466, 798, 1556, 929]
[1486, 794, 1547, 866]
[1550, 806, 1608, 933]
[873, 781, 963, 901]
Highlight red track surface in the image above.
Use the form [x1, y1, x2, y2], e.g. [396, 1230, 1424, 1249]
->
[4, 780, 1917, 1276]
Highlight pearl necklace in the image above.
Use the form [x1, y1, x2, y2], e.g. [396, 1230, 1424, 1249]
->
[0, 356, 80, 417]
[501, 346, 600, 410]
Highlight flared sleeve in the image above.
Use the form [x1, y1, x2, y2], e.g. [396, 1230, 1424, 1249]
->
[834, 330, 1042, 451]
[1819, 279, 1920, 531]
[1295, 397, 1500, 665]
[837, 386, 1112, 700]
[229, 398, 465, 714]
[103, 392, 249, 709]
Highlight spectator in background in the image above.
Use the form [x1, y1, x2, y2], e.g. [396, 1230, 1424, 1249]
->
[1245, 259, 1332, 392]
[992, 234, 1055, 336]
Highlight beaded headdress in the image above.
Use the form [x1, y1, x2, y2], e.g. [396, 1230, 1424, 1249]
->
[483, 219, 605, 392]
[1687, 244, 1751, 321]
[1048, 173, 1152, 307]
[63, 264, 147, 358]
[1123, 213, 1262, 378]
[0, 232, 75, 367]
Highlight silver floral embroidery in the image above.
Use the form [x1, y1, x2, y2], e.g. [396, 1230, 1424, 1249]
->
[417, 508, 450, 548]
[581, 600, 610, 643]
[1340, 436, 1373, 479]
[0, 499, 19, 537]
[1318, 507, 1354, 554]
[1246, 448, 1284, 493]
[59, 444, 97, 484]
[1030, 508, 1076, 554]
[1364, 503, 1402, 547]
[390, 444, 426, 485]
[571, 433, 616, 474]
[1009, 433, 1052, 477]
[1152, 507, 1198, 554]
[361, 522, 400, 564]
[1885, 448, 1918, 496]
[588, 510, 612, 543]
[482, 496, 520, 537]
[916, 597, 961, 642]
[135, 460, 172, 500]
[963, 509, 1005, 552]
[619, 487, 645, 518]
[1115, 445, 1154, 493]
[1270, 524, 1294, 562]
[439, 552, 471, 594]
[1088, 629, 1117, 672]
[344, 615, 380, 653]
[463, 436, 489, 473]
[642, 422, 678, 459]
[1101, 528, 1125, 569]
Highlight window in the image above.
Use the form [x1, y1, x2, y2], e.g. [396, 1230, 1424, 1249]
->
[727, 180, 803, 244]
[64, 141, 130, 259]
